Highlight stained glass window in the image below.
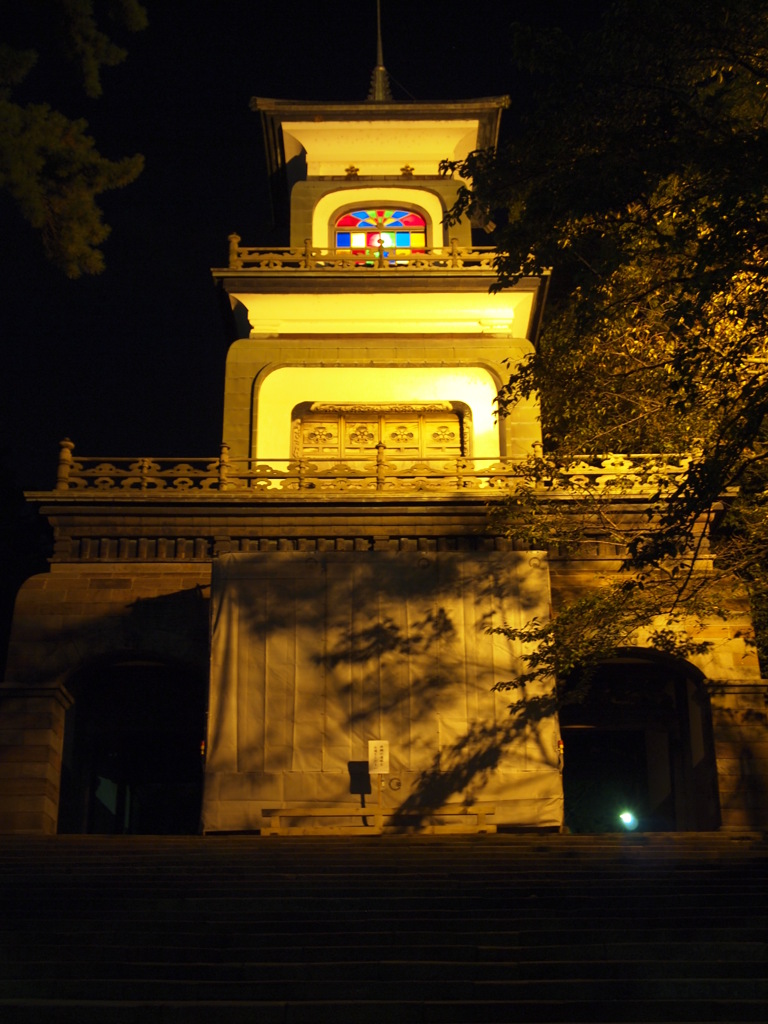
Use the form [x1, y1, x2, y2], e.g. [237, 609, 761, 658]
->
[334, 209, 427, 254]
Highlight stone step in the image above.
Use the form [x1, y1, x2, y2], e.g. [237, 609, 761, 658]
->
[0, 833, 764, 1023]
[8, 871, 766, 889]
[3, 941, 767, 964]
[26, 861, 753, 875]
[1, 832, 762, 855]
[5, 922, 766, 946]
[4, 847, 764, 862]
[7, 925, 768, 946]
[1, 997, 767, 1024]
[3, 975, 768, 1002]
[9, 883, 765, 903]
[3, 956, 767, 982]
[7, 869, 763, 892]
[2, 841, 762, 856]
[6, 899, 765, 922]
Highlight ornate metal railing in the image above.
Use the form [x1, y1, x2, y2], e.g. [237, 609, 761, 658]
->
[223, 235, 499, 272]
[49, 440, 694, 495]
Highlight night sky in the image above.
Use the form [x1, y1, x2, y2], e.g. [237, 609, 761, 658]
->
[1, 1, 605, 491]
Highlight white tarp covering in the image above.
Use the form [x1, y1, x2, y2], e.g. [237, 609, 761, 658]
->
[202, 550, 563, 832]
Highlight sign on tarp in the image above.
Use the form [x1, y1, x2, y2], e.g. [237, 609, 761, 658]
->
[368, 740, 390, 774]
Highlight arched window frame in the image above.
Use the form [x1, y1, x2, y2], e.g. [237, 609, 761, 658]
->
[333, 206, 428, 254]
[310, 188, 445, 249]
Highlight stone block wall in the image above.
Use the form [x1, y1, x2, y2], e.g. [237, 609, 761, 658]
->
[551, 555, 768, 831]
[2, 563, 211, 834]
[0, 683, 72, 834]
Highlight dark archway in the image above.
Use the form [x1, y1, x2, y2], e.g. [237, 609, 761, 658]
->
[58, 658, 207, 835]
[559, 651, 720, 833]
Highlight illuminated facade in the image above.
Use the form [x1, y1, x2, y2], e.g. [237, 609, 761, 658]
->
[1, 75, 766, 837]
[203, 92, 562, 833]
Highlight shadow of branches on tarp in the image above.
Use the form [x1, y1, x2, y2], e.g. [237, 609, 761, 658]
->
[205, 549, 559, 827]
[315, 604, 459, 725]
[211, 550, 512, 736]
[386, 692, 560, 830]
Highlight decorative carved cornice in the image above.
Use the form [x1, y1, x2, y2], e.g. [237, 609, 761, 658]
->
[310, 402, 452, 413]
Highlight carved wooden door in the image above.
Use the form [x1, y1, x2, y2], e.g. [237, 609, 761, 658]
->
[292, 403, 468, 461]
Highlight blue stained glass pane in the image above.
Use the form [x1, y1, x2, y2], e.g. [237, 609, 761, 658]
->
[395, 231, 410, 246]
[352, 210, 376, 227]
[336, 232, 351, 247]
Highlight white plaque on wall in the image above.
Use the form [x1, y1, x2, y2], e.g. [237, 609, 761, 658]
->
[368, 740, 390, 774]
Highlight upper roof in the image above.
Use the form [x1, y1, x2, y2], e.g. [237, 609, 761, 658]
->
[251, 96, 510, 181]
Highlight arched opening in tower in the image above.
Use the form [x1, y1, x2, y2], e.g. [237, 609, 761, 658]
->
[559, 652, 720, 833]
[58, 659, 207, 835]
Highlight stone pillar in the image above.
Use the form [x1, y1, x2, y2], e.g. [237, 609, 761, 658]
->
[711, 681, 768, 830]
[0, 682, 73, 835]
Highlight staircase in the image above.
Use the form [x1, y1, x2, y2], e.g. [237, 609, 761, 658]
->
[0, 832, 765, 1022]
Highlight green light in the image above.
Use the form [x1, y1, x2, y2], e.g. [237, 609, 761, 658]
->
[619, 810, 638, 830]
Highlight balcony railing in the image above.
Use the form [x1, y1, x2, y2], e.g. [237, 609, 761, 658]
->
[49, 440, 693, 496]
[223, 235, 499, 272]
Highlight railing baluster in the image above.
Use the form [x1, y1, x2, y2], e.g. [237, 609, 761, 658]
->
[228, 233, 242, 269]
[56, 438, 75, 490]
[375, 442, 387, 490]
[218, 443, 230, 491]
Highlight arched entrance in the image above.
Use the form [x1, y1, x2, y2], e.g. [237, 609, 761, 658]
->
[58, 658, 207, 835]
[559, 651, 720, 833]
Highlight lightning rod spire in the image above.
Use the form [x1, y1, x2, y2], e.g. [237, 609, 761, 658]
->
[368, 0, 393, 101]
